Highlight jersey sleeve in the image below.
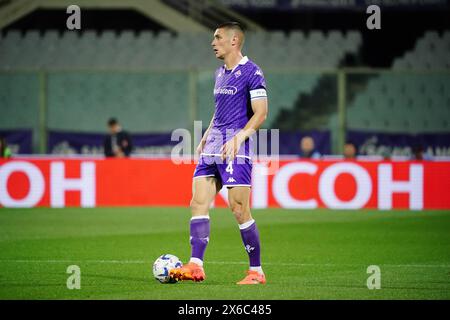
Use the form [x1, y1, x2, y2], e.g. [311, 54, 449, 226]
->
[248, 66, 267, 101]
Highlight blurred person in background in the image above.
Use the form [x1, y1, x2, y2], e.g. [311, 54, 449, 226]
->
[381, 149, 391, 160]
[299, 136, 321, 159]
[104, 118, 133, 158]
[343, 141, 357, 159]
[0, 136, 12, 158]
[411, 144, 432, 161]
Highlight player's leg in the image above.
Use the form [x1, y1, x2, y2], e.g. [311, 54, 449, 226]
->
[170, 176, 221, 282]
[189, 176, 221, 266]
[228, 186, 266, 285]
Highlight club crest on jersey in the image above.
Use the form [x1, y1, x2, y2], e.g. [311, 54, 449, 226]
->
[235, 70, 241, 78]
[214, 86, 238, 95]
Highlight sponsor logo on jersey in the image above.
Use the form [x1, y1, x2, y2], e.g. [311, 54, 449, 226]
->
[214, 86, 238, 95]
[227, 177, 236, 183]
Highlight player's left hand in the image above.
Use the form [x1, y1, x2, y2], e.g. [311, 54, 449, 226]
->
[221, 135, 244, 161]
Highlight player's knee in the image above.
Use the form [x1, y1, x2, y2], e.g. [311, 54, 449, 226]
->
[230, 201, 247, 221]
[190, 197, 209, 214]
[230, 201, 242, 214]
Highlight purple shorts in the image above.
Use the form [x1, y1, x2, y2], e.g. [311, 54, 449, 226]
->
[193, 155, 252, 187]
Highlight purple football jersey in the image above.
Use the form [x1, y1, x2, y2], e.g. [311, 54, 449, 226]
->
[202, 56, 267, 158]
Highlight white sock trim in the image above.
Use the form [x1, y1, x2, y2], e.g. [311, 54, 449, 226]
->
[191, 215, 210, 221]
[189, 257, 204, 267]
[239, 219, 255, 230]
[249, 266, 264, 275]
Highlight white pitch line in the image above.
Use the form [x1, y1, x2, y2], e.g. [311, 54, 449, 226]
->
[0, 260, 448, 268]
[209, 261, 450, 268]
[0, 259, 146, 264]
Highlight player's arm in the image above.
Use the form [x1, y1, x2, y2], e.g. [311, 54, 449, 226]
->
[221, 97, 268, 160]
[238, 97, 268, 142]
[196, 113, 215, 155]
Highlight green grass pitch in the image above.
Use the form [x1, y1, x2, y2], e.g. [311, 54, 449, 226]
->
[0, 207, 449, 299]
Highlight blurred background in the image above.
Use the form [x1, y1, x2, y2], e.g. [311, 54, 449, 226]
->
[0, 0, 449, 160]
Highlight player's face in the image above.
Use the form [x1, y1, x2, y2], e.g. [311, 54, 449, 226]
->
[211, 28, 233, 60]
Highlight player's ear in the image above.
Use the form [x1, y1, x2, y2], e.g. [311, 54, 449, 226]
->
[231, 34, 238, 47]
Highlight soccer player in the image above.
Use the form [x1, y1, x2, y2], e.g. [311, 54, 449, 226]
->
[170, 22, 268, 285]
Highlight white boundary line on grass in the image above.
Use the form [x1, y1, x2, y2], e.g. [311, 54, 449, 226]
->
[0, 259, 448, 268]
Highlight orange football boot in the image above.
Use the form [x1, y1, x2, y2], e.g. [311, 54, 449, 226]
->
[169, 262, 206, 282]
[236, 270, 266, 285]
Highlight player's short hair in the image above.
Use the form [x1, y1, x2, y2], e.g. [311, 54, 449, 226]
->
[108, 117, 118, 126]
[217, 21, 244, 32]
[216, 21, 245, 48]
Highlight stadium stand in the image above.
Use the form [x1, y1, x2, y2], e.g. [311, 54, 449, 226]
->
[0, 29, 362, 132]
[338, 31, 450, 133]
[1, 27, 448, 138]
[46, 72, 191, 132]
[392, 30, 450, 70]
[0, 73, 39, 130]
[0, 29, 361, 70]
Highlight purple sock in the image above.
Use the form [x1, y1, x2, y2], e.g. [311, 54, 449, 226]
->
[239, 220, 261, 267]
[190, 217, 210, 262]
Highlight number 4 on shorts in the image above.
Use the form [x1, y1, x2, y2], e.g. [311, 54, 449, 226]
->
[226, 161, 234, 175]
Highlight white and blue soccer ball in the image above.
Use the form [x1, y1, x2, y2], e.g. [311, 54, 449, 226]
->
[152, 254, 183, 284]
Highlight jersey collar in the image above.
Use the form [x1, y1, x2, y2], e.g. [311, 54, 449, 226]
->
[224, 56, 249, 74]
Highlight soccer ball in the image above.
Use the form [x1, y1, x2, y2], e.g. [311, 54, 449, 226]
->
[152, 254, 183, 283]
